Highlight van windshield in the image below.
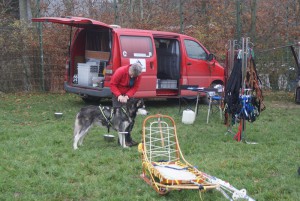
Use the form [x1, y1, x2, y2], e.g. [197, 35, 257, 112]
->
[120, 36, 153, 58]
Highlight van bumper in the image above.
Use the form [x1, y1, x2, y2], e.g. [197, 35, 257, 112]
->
[64, 82, 112, 98]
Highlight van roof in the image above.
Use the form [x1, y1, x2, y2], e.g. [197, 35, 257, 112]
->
[112, 27, 186, 39]
[32, 16, 191, 39]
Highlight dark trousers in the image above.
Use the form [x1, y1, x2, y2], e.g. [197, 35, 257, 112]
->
[112, 95, 133, 142]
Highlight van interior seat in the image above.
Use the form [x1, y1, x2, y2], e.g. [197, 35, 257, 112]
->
[156, 46, 180, 80]
[157, 54, 180, 79]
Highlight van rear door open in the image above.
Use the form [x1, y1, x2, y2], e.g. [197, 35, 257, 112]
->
[32, 17, 114, 99]
[31, 17, 113, 76]
[32, 17, 112, 29]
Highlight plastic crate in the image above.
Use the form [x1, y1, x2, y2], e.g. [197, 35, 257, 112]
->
[157, 79, 177, 89]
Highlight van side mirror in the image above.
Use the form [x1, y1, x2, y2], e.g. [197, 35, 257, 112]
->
[207, 53, 215, 61]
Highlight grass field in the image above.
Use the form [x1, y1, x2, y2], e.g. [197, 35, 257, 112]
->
[0, 92, 299, 201]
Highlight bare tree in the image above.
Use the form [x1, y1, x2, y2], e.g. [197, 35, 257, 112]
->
[0, 0, 15, 16]
[250, 0, 257, 43]
[140, 0, 143, 20]
[114, 0, 119, 24]
[19, 0, 32, 22]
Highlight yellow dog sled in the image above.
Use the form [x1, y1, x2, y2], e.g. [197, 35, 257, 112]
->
[139, 114, 255, 200]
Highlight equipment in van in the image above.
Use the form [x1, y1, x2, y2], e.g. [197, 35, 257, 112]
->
[32, 16, 224, 103]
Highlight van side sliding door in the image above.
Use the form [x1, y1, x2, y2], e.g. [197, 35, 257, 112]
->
[118, 34, 157, 97]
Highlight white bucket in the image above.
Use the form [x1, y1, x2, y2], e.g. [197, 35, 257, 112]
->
[182, 109, 195, 124]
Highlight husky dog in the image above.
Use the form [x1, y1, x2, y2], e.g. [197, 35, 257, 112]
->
[73, 99, 146, 150]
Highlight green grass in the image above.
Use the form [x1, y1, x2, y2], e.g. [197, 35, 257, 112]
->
[0, 92, 299, 201]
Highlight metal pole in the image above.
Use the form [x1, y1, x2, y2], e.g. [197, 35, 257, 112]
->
[179, 0, 184, 34]
[37, 0, 44, 91]
[286, 4, 289, 64]
[114, 0, 118, 25]
[296, 42, 300, 103]
[298, 42, 300, 65]
[236, 0, 242, 42]
[226, 40, 235, 133]
[245, 37, 249, 82]
[241, 37, 245, 90]
[240, 37, 250, 141]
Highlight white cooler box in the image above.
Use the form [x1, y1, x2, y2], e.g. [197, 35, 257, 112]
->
[77, 63, 99, 86]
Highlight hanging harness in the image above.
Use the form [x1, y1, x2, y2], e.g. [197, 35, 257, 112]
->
[245, 57, 266, 113]
[224, 53, 265, 124]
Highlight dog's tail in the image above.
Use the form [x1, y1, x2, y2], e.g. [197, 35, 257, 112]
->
[73, 113, 81, 137]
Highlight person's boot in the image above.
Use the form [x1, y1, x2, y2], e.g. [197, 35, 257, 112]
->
[125, 133, 138, 147]
[131, 140, 138, 146]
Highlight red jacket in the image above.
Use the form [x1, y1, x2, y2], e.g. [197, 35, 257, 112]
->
[110, 65, 142, 97]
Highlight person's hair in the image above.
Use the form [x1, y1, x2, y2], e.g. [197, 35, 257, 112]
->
[129, 63, 143, 77]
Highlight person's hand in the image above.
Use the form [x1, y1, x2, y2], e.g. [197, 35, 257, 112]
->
[120, 96, 126, 103]
[118, 95, 128, 103]
[122, 95, 129, 103]
[118, 95, 126, 103]
[118, 95, 123, 102]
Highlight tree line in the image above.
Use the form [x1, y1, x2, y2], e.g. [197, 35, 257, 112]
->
[0, 0, 299, 92]
[2, 1, 300, 52]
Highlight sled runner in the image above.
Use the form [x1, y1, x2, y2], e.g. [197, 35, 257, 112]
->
[138, 114, 255, 200]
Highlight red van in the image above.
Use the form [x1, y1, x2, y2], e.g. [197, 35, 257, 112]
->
[32, 16, 224, 102]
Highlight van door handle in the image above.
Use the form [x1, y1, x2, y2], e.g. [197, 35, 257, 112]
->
[187, 62, 192, 66]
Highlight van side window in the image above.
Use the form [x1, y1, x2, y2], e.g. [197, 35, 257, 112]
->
[184, 40, 207, 60]
[120, 36, 153, 58]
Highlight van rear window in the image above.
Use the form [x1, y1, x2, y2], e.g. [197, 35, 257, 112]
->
[120, 36, 153, 58]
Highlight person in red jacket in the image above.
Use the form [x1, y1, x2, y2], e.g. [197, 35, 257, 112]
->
[110, 63, 143, 147]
